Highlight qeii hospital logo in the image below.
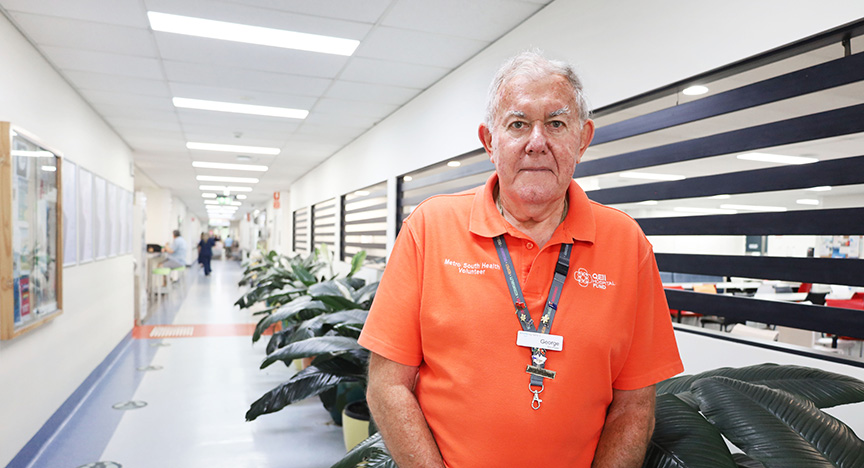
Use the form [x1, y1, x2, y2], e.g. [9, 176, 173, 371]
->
[574, 268, 615, 289]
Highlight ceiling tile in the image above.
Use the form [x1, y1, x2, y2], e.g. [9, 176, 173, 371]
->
[65, 71, 171, 97]
[312, 98, 399, 119]
[168, 83, 319, 109]
[381, 0, 543, 42]
[176, 110, 303, 132]
[1, 0, 149, 27]
[340, 57, 449, 88]
[355, 26, 488, 68]
[41, 46, 164, 80]
[162, 61, 333, 97]
[303, 112, 382, 129]
[217, 0, 392, 23]
[109, 117, 184, 133]
[152, 33, 350, 78]
[324, 81, 421, 105]
[80, 89, 174, 111]
[144, 0, 372, 39]
[93, 104, 178, 122]
[9, 12, 158, 56]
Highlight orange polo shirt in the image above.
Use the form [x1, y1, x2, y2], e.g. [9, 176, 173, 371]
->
[359, 174, 683, 467]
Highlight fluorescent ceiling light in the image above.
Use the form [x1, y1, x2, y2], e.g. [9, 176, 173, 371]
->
[637, 200, 658, 205]
[447, 161, 461, 167]
[682, 85, 709, 96]
[11, 150, 54, 157]
[709, 194, 731, 199]
[40, 166, 57, 172]
[204, 200, 220, 205]
[147, 12, 359, 56]
[193, 161, 269, 172]
[806, 186, 832, 192]
[674, 207, 737, 215]
[229, 201, 242, 206]
[196, 175, 259, 183]
[199, 185, 253, 192]
[720, 204, 787, 212]
[175, 98, 308, 120]
[354, 190, 370, 196]
[202, 193, 217, 198]
[187, 142, 280, 155]
[736, 153, 818, 165]
[620, 172, 686, 181]
[235, 194, 247, 200]
[403, 176, 413, 182]
[796, 199, 820, 206]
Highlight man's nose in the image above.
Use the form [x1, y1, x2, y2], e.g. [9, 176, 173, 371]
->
[525, 123, 548, 154]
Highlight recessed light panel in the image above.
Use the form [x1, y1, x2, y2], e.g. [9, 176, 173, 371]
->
[187, 142, 280, 155]
[198, 185, 253, 192]
[175, 98, 308, 120]
[193, 161, 268, 172]
[148, 12, 359, 56]
[619, 172, 686, 181]
[196, 175, 259, 183]
[720, 204, 787, 212]
[682, 85, 709, 96]
[736, 153, 818, 165]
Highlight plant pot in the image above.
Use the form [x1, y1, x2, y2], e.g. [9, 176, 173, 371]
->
[329, 381, 365, 426]
[342, 399, 370, 451]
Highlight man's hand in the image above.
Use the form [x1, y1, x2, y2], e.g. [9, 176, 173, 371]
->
[591, 385, 656, 468]
[367, 353, 446, 468]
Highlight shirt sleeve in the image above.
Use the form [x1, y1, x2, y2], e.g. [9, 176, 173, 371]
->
[358, 222, 425, 367]
[612, 242, 684, 390]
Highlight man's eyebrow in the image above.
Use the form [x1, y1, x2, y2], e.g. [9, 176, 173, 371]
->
[549, 107, 570, 118]
[507, 110, 526, 119]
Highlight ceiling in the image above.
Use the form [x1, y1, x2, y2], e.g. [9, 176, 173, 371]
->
[0, 0, 552, 222]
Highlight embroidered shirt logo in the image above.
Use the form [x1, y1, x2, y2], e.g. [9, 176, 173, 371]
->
[574, 268, 616, 289]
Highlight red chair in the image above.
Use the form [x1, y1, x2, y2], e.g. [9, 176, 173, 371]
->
[824, 296, 864, 356]
[664, 285, 703, 323]
[798, 283, 812, 293]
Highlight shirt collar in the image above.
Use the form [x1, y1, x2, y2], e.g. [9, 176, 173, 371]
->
[468, 173, 596, 245]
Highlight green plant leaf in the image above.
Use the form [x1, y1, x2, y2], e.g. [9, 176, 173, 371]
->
[261, 336, 363, 368]
[643, 394, 736, 468]
[309, 280, 354, 300]
[732, 453, 767, 468]
[658, 363, 864, 408]
[693, 377, 864, 468]
[292, 263, 318, 286]
[245, 366, 347, 421]
[352, 282, 379, 305]
[348, 250, 367, 278]
[252, 297, 327, 342]
[330, 432, 396, 468]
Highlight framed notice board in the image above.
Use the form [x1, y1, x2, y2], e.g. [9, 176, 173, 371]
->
[0, 123, 63, 340]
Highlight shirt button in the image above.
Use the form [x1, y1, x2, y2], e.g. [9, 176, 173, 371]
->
[526, 242, 534, 249]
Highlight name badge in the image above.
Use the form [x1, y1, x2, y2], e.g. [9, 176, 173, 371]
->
[516, 331, 563, 351]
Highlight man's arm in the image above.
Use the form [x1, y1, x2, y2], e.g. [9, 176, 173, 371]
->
[367, 353, 445, 468]
[591, 385, 656, 468]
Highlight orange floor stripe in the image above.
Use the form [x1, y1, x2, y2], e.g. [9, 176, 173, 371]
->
[133, 323, 276, 339]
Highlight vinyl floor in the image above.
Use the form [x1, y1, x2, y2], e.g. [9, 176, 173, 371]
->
[16, 259, 346, 468]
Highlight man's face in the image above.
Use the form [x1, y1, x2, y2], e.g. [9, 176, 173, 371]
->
[479, 74, 594, 208]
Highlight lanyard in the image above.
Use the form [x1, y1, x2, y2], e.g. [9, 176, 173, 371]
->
[493, 235, 572, 409]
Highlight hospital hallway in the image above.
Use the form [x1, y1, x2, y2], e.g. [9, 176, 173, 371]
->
[9, 259, 346, 468]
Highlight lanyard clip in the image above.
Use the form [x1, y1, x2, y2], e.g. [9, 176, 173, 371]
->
[529, 383, 544, 410]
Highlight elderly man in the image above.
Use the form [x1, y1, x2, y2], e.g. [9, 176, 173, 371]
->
[358, 51, 683, 467]
[161, 229, 187, 269]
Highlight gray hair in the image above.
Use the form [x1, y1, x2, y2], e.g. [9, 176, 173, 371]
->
[484, 50, 590, 127]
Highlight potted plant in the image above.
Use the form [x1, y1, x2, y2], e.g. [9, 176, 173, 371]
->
[330, 363, 864, 467]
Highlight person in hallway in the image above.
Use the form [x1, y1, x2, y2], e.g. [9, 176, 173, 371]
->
[160, 229, 187, 269]
[197, 232, 216, 276]
[358, 51, 684, 467]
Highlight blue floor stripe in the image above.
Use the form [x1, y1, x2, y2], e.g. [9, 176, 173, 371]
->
[5, 272, 194, 468]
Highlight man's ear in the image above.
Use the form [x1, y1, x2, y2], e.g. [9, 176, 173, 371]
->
[575, 119, 596, 163]
[479, 123, 494, 159]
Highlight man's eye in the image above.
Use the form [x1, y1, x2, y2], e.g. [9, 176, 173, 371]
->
[549, 121, 564, 128]
[510, 121, 525, 129]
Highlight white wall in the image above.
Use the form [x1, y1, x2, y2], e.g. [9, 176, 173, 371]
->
[0, 13, 135, 467]
[290, 0, 864, 211]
